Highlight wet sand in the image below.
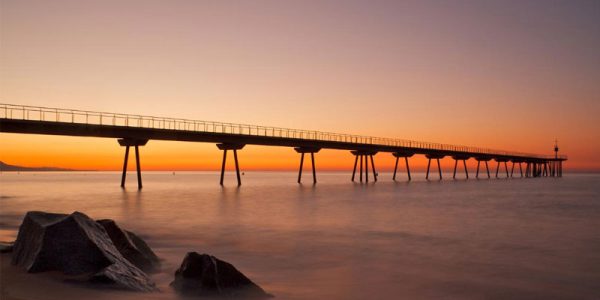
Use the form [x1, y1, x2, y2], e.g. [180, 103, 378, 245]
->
[1, 252, 84, 300]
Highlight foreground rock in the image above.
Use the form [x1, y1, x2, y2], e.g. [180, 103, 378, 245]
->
[98, 219, 160, 273]
[171, 252, 271, 298]
[11, 211, 157, 292]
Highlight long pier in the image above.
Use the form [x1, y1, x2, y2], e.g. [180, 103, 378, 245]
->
[0, 104, 566, 189]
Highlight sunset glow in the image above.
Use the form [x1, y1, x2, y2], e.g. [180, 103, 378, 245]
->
[1, 0, 599, 171]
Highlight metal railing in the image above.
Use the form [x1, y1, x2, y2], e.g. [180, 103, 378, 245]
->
[0, 103, 566, 160]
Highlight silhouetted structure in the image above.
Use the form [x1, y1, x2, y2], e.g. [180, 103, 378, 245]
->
[295, 147, 319, 184]
[217, 143, 244, 186]
[0, 104, 567, 189]
[118, 138, 147, 189]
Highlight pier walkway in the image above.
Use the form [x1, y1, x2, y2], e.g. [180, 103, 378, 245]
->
[0, 104, 566, 189]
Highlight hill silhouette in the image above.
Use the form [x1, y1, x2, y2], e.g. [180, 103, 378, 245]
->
[0, 161, 74, 172]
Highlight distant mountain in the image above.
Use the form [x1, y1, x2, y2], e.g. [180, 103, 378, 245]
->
[0, 161, 74, 172]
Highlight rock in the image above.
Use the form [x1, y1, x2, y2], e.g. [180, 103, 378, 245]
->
[11, 211, 157, 292]
[171, 252, 271, 298]
[0, 241, 13, 253]
[97, 219, 160, 272]
[12, 211, 112, 274]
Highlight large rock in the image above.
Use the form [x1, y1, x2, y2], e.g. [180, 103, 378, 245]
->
[11, 211, 157, 292]
[97, 219, 160, 273]
[171, 252, 271, 298]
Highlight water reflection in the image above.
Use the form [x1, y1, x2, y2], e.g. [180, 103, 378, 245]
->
[0, 172, 599, 299]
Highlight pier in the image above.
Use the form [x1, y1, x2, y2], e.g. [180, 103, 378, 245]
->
[0, 104, 566, 189]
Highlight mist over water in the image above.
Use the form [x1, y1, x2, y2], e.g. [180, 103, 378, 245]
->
[1, 172, 599, 299]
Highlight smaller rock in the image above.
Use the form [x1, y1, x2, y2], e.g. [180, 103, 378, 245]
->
[97, 219, 160, 272]
[0, 241, 13, 253]
[171, 252, 271, 298]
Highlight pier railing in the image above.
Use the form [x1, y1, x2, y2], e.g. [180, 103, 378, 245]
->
[0, 103, 565, 160]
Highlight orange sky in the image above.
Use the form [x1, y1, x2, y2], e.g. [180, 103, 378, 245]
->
[1, 1, 599, 171]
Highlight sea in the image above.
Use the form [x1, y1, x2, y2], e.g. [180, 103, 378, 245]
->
[1, 171, 599, 300]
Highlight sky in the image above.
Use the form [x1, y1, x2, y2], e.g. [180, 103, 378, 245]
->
[1, 0, 599, 171]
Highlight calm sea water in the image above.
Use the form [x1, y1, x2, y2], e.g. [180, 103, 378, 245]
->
[1, 172, 599, 299]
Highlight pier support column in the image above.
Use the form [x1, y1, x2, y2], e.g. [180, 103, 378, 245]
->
[453, 160, 458, 179]
[475, 157, 491, 179]
[365, 155, 369, 182]
[557, 161, 561, 177]
[510, 161, 515, 178]
[451, 155, 470, 179]
[351, 150, 378, 183]
[217, 143, 245, 186]
[425, 154, 444, 180]
[135, 146, 142, 187]
[370, 155, 378, 182]
[298, 153, 304, 182]
[295, 147, 321, 184]
[352, 155, 359, 182]
[519, 162, 523, 177]
[392, 152, 414, 181]
[495, 161, 500, 178]
[393, 156, 399, 180]
[118, 138, 148, 190]
[426, 158, 431, 180]
[494, 158, 509, 178]
[541, 162, 545, 177]
[559, 161, 563, 177]
[359, 154, 363, 182]
[120, 146, 129, 187]
[405, 157, 411, 181]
